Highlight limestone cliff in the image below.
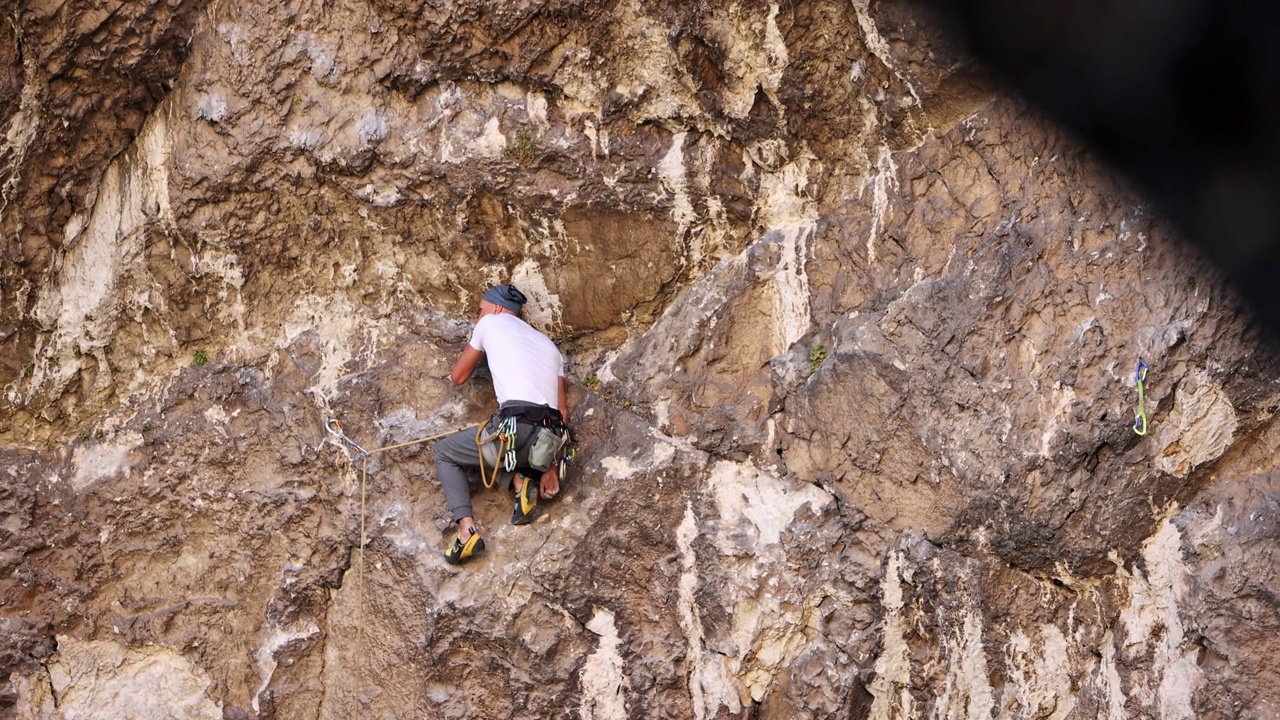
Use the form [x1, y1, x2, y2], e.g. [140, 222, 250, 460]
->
[1, 0, 1278, 718]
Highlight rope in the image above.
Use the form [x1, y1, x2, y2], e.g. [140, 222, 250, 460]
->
[325, 419, 478, 717]
[1133, 359, 1149, 436]
[476, 423, 501, 489]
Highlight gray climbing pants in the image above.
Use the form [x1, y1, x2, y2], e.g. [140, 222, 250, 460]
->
[432, 415, 538, 522]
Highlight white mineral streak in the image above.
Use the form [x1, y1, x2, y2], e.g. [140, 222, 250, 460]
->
[1117, 516, 1201, 720]
[476, 117, 507, 158]
[47, 636, 221, 720]
[607, 0, 704, 121]
[12, 669, 57, 718]
[283, 293, 363, 406]
[253, 621, 320, 715]
[69, 432, 143, 492]
[933, 612, 995, 720]
[869, 551, 915, 720]
[680, 138, 729, 273]
[1094, 631, 1129, 720]
[757, 153, 817, 352]
[600, 441, 676, 481]
[763, 4, 789, 87]
[525, 92, 550, 132]
[21, 111, 172, 404]
[579, 608, 630, 720]
[676, 503, 712, 720]
[1039, 383, 1078, 458]
[511, 258, 564, 331]
[1004, 625, 1076, 720]
[356, 108, 388, 146]
[594, 345, 624, 385]
[694, 461, 832, 712]
[2, 49, 43, 200]
[440, 110, 505, 163]
[194, 247, 246, 338]
[851, 0, 921, 106]
[1153, 369, 1237, 477]
[712, 3, 789, 118]
[709, 460, 830, 552]
[866, 145, 898, 265]
[658, 132, 697, 239]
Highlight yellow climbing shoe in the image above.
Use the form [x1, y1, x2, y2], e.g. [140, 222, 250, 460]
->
[511, 473, 538, 526]
[444, 528, 485, 565]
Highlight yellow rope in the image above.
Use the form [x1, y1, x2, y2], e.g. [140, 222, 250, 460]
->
[368, 428, 474, 456]
[475, 423, 505, 489]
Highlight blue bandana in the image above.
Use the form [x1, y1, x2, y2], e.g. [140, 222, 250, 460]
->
[482, 284, 527, 316]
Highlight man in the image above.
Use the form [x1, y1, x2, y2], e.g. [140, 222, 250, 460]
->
[432, 283, 569, 564]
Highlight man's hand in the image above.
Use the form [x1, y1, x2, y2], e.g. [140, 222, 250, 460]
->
[450, 345, 484, 385]
[539, 466, 560, 499]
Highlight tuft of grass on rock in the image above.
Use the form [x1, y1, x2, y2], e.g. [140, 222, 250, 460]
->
[808, 342, 827, 375]
[503, 129, 538, 166]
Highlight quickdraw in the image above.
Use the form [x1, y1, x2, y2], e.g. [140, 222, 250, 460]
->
[1133, 359, 1149, 436]
[499, 416, 519, 472]
[559, 444, 577, 479]
[475, 416, 520, 489]
[326, 418, 369, 457]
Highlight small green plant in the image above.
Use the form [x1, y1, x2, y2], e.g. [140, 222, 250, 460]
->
[503, 129, 537, 166]
[193, 349, 209, 367]
[583, 372, 602, 393]
[801, 59, 815, 72]
[103, 342, 114, 355]
[23, 363, 34, 378]
[808, 342, 827, 374]
[141, 421, 156, 432]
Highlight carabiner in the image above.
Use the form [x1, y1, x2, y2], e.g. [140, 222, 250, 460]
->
[1132, 360, 1149, 436]
[326, 418, 369, 456]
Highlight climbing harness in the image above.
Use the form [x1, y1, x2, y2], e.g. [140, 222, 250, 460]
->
[1133, 359, 1149, 436]
[474, 412, 576, 487]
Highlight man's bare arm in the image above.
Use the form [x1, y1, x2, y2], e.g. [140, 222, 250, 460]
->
[450, 346, 484, 385]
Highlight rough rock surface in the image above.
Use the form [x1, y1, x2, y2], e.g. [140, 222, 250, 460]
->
[2, 0, 1279, 719]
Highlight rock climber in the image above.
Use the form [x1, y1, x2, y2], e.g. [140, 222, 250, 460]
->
[432, 283, 571, 564]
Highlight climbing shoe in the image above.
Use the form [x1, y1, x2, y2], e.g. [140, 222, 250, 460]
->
[444, 528, 485, 565]
[511, 473, 539, 526]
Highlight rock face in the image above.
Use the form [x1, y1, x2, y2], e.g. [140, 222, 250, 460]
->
[2, 1, 1279, 719]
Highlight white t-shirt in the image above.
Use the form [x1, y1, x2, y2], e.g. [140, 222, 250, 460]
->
[469, 313, 564, 408]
